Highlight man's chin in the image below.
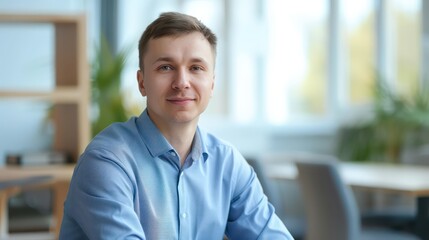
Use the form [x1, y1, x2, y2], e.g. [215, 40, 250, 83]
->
[171, 112, 200, 124]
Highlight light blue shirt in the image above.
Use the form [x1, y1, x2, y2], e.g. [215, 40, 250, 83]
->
[59, 110, 293, 239]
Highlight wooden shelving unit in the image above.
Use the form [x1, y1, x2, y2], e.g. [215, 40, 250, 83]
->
[0, 13, 90, 162]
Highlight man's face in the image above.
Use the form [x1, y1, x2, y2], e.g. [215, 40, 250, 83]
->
[137, 32, 215, 129]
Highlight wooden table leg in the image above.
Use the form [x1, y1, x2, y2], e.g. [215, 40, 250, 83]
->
[0, 191, 9, 239]
[51, 180, 70, 239]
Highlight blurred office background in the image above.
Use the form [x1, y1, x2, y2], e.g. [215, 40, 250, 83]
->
[2, 0, 428, 160]
[1, 0, 429, 238]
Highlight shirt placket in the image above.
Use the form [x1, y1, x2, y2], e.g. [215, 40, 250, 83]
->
[177, 169, 189, 240]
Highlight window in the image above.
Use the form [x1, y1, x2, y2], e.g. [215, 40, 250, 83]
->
[342, 0, 376, 106]
[391, 0, 421, 97]
[264, 0, 329, 124]
[118, 0, 429, 130]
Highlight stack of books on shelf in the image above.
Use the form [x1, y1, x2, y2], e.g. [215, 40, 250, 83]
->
[6, 151, 71, 166]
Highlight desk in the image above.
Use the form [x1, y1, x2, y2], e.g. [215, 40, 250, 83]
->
[0, 165, 74, 240]
[266, 162, 429, 240]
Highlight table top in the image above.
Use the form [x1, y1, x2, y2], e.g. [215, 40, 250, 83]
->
[0, 164, 75, 183]
[3, 162, 429, 196]
[266, 162, 429, 197]
[0, 175, 53, 190]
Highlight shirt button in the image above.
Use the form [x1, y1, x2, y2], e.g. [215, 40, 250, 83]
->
[181, 213, 187, 218]
[169, 151, 176, 156]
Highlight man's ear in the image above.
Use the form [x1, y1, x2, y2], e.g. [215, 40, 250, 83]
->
[210, 74, 215, 97]
[137, 70, 147, 96]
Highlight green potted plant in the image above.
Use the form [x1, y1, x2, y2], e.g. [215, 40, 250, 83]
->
[91, 37, 130, 136]
[337, 80, 429, 163]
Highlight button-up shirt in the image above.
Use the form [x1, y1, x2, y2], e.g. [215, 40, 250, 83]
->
[59, 110, 293, 239]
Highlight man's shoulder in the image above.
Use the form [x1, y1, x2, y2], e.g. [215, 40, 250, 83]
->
[199, 128, 232, 148]
[198, 128, 242, 158]
[84, 117, 141, 156]
[93, 117, 138, 141]
[78, 117, 146, 171]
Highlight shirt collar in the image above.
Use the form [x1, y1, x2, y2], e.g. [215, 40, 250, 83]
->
[191, 127, 209, 162]
[136, 109, 209, 162]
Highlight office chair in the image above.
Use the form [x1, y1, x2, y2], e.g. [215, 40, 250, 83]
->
[295, 156, 419, 240]
[246, 158, 306, 240]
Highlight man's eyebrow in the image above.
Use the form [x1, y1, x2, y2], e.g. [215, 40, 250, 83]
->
[189, 57, 209, 65]
[151, 56, 209, 65]
[152, 57, 174, 65]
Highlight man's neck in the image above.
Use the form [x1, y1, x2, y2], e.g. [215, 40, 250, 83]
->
[145, 110, 198, 166]
[151, 119, 197, 166]
[162, 123, 196, 166]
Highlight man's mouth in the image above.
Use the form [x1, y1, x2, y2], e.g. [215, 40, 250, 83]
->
[167, 97, 195, 105]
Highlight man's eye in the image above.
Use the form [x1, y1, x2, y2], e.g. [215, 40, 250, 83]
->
[158, 65, 173, 71]
[190, 65, 204, 71]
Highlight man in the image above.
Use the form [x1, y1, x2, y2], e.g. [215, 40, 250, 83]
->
[59, 12, 293, 239]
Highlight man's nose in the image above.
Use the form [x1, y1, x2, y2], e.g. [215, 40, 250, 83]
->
[172, 68, 191, 89]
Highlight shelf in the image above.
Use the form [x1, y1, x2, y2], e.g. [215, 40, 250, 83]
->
[0, 13, 85, 24]
[0, 13, 90, 162]
[0, 87, 84, 103]
[0, 13, 90, 239]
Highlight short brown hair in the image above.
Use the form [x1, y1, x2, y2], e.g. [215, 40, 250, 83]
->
[138, 12, 217, 70]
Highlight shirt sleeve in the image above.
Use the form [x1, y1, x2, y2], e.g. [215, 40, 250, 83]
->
[225, 151, 294, 240]
[63, 148, 146, 239]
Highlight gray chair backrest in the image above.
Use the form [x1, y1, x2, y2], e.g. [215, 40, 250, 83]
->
[296, 157, 360, 240]
[246, 158, 282, 209]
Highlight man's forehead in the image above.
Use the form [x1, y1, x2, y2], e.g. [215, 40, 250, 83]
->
[148, 32, 208, 46]
[144, 33, 215, 63]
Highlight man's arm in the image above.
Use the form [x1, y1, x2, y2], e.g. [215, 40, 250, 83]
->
[225, 155, 294, 240]
[61, 148, 145, 239]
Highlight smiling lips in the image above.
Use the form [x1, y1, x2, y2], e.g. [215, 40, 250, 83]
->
[167, 97, 195, 105]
